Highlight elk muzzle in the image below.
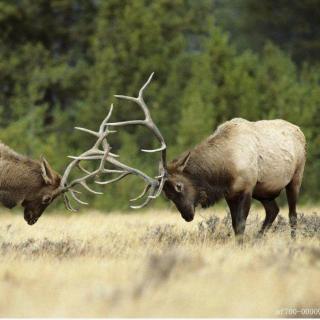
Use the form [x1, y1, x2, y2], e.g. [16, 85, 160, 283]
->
[22, 200, 50, 225]
[24, 208, 40, 225]
[174, 201, 195, 222]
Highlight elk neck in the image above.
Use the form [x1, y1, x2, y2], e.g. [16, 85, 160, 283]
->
[0, 142, 43, 191]
[182, 142, 232, 208]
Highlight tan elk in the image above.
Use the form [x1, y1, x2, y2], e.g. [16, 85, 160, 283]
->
[104, 73, 306, 239]
[0, 107, 118, 225]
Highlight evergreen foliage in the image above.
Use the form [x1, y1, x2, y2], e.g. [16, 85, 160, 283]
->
[0, 1, 319, 210]
[215, 0, 320, 64]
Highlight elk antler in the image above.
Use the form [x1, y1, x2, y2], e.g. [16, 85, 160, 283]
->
[57, 105, 116, 211]
[96, 73, 167, 209]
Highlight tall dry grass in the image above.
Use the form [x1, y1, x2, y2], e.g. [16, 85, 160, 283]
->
[0, 206, 319, 317]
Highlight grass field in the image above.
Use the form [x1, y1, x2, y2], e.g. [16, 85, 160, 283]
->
[0, 206, 319, 317]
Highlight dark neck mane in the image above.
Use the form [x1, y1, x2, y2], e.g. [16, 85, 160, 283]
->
[181, 143, 232, 208]
[0, 142, 41, 173]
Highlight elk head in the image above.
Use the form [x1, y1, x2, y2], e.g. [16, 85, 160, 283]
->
[22, 157, 62, 225]
[162, 152, 197, 222]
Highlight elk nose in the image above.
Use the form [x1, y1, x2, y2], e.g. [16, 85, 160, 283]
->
[27, 217, 38, 225]
[24, 212, 38, 225]
[183, 215, 194, 222]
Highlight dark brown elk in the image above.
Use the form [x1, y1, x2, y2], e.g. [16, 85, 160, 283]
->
[0, 106, 116, 225]
[105, 74, 306, 239]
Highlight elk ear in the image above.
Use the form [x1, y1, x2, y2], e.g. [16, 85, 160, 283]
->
[40, 156, 55, 185]
[176, 152, 191, 172]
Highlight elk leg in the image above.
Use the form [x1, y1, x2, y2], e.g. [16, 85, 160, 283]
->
[285, 181, 300, 239]
[258, 199, 279, 236]
[226, 193, 251, 242]
[286, 164, 304, 239]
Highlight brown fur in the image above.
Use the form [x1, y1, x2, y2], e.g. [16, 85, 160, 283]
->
[163, 118, 306, 239]
[0, 142, 61, 225]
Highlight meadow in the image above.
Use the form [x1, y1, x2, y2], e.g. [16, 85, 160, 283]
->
[0, 206, 319, 317]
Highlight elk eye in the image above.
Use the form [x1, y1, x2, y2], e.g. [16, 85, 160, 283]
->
[42, 195, 52, 204]
[174, 182, 184, 193]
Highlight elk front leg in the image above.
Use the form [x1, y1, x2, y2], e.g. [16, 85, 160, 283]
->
[258, 199, 280, 236]
[226, 192, 251, 242]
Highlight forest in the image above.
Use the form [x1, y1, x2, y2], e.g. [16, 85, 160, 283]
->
[1, 0, 320, 210]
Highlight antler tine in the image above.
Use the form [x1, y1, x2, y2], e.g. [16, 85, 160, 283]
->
[74, 104, 113, 141]
[63, 193, 78, 212]
[138, 72, 154, 98]
[141, 144, 166, 153]
[69, 188, 82, 194]
[99, 103, 114, 134]
[77, 163, 91, 175]
[152, 172, 166, 198]
[103, 168, 127, 174]
[69, 190, 88, 205]
[130, 184, 151, 202]
[130, 185, 158, 209]
[74, 127, 99, 137]
[106, 157, 157, 187]
[68, 155, 101, 161]
[80, 181, 103, 195]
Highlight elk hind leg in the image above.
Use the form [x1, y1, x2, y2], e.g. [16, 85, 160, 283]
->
[286, 171, 303, 239]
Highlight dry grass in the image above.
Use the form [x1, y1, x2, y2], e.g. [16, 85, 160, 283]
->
[0, 206, 319, 317]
